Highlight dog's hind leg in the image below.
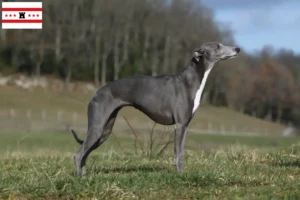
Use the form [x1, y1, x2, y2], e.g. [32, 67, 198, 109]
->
[79, 114, 117, 175]
[74, 98, 107, 175]
[74, 99, 121, 176]
[74, 127, 101, 176]
[74, 124, 104, 175]
[98, 111, 117, 146]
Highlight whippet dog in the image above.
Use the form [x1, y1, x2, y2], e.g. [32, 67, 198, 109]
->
[71, 42, 240, 175]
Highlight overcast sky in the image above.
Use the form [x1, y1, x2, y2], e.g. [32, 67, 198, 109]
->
[201, 0, 300, 53]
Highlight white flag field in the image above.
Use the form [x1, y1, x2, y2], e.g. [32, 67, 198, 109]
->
[2, 2, 42, 29]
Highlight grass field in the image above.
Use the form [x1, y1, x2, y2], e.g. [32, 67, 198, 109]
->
[1, 131, 300, 199]
[0, 86, 299, 199]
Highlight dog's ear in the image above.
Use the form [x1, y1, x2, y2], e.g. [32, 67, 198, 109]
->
[193, 48, 206, 61]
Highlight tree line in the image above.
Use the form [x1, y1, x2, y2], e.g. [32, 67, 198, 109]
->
[0, 0, 299, 128]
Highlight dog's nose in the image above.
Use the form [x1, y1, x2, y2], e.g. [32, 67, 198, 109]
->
[235, 47, 240, 53]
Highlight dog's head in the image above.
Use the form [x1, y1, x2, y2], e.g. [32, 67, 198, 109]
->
[193, 42, 240, 64]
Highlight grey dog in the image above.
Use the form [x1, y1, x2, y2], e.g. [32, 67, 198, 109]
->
[71, 42, 240, 175]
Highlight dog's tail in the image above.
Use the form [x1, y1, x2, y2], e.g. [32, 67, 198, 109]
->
[71, 129, 84, 145]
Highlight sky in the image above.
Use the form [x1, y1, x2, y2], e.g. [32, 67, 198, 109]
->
[201, 0, 300, 54]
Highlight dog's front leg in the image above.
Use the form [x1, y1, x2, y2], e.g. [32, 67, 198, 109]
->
[174, 125, 187, 172]
[173, 126, 177, 166]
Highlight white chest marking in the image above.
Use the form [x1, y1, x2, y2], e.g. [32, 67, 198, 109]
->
[192, 67, 213, 114]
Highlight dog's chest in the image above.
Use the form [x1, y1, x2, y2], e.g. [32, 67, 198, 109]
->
[192, 68, 212, 114]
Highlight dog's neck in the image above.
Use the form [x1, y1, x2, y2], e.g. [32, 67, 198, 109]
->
[180, 56, 215, 87]
[179, 56, 215, 113]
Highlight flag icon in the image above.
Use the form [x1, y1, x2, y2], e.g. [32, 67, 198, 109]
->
[2, 2, 42, 29]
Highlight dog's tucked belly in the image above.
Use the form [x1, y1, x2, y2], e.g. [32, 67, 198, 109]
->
[133, 105, 175, 125]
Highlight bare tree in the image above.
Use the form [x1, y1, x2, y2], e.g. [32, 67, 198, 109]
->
[93, 33, 101, 86]
[150, 36, 161, 76]
[29, 34, 45, 79]
[62, 0, 90, 86]
[90, 0, 104, 87]
[112, 1, 132, 80]
[101, 32, 113, 86]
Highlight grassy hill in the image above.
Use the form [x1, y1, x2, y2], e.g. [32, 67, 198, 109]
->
[0, 86, 286, 135]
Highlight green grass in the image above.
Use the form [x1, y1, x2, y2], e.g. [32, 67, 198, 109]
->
[0, 85, 297, 199]
[1, 131, 300, 199]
